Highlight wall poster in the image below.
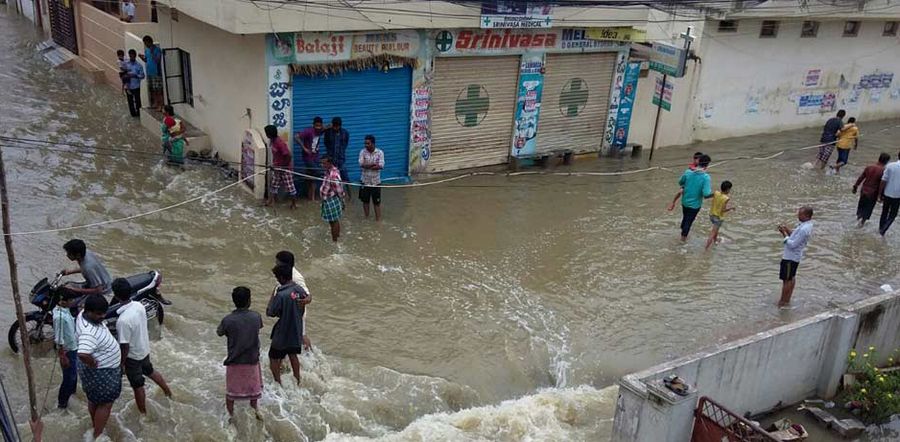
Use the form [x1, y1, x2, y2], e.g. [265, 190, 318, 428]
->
[511, 53, 545, 158]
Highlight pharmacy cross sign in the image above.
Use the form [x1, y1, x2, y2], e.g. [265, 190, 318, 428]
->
[435, 31, 454, 52]
[455, 84, 490, 127]
[482, 16, 492, 27]
[560, 78, 589, 117]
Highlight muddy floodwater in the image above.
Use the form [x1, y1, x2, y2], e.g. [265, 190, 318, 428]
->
[1, 10, 899, 442]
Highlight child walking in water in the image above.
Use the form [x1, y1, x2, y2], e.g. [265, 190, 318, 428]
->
[706, 181, 734, 250]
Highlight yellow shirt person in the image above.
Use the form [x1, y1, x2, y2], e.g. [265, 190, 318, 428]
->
[710, 190, 730, 219]
[836, 122, 858, 150]
[706, 181, 734, 250]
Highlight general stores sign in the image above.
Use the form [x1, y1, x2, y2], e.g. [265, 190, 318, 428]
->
[433, 28, 627, 56]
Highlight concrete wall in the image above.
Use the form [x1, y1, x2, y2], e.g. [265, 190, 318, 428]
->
[153, 0, 649, 34]
[76, 1, 157, 88]
[692, 18, 900, 142]
[154, 8, 267, 165]
[611, 290, 900, 442]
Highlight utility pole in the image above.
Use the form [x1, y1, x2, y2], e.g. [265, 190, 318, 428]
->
[0, 146, 40, 424]
[649, 26, 694, 162]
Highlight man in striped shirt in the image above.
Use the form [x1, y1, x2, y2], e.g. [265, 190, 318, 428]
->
[77, 295, 122, 439]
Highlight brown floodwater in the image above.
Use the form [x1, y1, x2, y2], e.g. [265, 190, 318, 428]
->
[1, 9, 899, 442]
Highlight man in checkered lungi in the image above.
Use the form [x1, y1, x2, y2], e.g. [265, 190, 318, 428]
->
[265, 125, 297, 209]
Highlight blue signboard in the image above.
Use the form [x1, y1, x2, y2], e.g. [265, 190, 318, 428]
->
[611, 62, 640, 149]
[511, 53, 545, 157]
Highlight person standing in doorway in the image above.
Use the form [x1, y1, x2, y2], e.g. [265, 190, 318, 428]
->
[266, 265, 309, 386]
[816, 110, 845, 169]
[112, 278, 173, 415]
[295, 117, 325, 201]
[53, 291, 79, 409]
[668, 154, 713, 241]
[139, 36, 164, 112]
[879, 150, 900, 236]
[320, 156, 346, 241]
[77, 295, 122, 440]
[324, 117, 352, 199]
[705, 180, 734, 250]
[217, 287, 264, 420]
[275, 251, 312, 350]
[359, 135, 385, 221]
[833, 117, 859, 174]
[265, 124, 297, 209]
[121, 0, 136, 22]
[853, 153, 889, 228]
[777, 207, 814, 307]
[123, 49, 145, 118]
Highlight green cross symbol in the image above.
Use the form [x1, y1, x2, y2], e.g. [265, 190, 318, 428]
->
[435, 31, 454, 52]
[482, 16, 492, 27]
[560, 78, 589, 117]
[456, 85, 490, 127]
[544, 17, 552, 26]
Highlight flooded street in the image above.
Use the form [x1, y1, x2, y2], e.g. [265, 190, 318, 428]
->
[2, 10, 900, 441]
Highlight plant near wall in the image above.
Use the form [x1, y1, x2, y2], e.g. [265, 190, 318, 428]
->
[841, 347, 900, 424]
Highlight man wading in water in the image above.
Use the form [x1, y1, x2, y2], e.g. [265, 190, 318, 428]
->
[777, 207, 814, 307]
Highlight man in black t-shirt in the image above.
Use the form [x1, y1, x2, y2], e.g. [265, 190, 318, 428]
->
[817, 109, 845, 169]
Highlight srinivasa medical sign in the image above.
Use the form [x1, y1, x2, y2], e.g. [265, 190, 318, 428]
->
[434, 29, 628, 56]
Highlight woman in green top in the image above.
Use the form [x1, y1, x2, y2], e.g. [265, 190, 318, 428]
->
[161, 105, 186, 165]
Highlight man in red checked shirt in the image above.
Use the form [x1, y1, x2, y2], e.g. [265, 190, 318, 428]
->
[265, 125, 297, 209]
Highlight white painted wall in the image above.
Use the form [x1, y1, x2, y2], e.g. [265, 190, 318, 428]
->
[153, 0, 649, 34]
[692, 18, 900, 142]
[154, 9, 268, 165]
[611, 290, 900, 442]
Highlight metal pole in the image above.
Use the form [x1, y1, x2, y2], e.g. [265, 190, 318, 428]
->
[649, 73, 666, 162]
[33, 0, 42, 29]
[0, 147, 40, 424]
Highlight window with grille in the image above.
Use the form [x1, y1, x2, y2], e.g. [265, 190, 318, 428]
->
[843, 21, 861, 37]
[760, 20, 779, 38]
[884, 21, 898, 37]
[718, 20, 738, 33]
[163, 48, 194, 107]
[801, 21, 819, 38]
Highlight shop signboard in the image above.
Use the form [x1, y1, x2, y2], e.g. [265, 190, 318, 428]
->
[649, 42, 686, 77]
[433, 28, 627, 56]
[611, 62, 641, 149]
[511, 53, 545, 158]
[480, 1, 552, 29]
[586, 27, 647, 42]
[267, 31, 420, 65]
[652, 76, 673, 111]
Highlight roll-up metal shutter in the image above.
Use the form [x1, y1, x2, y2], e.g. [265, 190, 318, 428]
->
[292, 66, 412, 182]
[429, 56, 519, 172]
[535, 53, 616, 154]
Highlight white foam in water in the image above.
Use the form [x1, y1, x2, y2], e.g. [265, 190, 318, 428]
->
[322, 385, 619, 442]
[801, 162, 814, 169]
[881, 284, 894, 293]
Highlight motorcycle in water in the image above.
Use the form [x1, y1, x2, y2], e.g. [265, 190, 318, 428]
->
[7, 271, 169, 354]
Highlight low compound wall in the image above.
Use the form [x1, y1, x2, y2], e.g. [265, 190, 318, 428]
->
[611, 291, 900, 442]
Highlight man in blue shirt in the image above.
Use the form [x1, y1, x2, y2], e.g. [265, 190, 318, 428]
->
[324, 117, 352, 198]
[668, 154, 713, 241]
[139, 35, 164, 112]
[777, 207, 814, 307]
[123, 49, 145, 117]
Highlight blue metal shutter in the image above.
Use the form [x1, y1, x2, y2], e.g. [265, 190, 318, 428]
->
[292, 67, 412, 183]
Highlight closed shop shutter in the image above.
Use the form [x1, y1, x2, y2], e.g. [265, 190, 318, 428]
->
[429, 56, 519, 172]
[292, 66, 412, 182]
[535, 53, 616, 154]
[49, 0, 78, 54]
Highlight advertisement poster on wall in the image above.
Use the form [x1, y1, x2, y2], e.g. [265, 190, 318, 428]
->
[652, 76, 674, 111]
[511, 53, 545, 158]
[804, 69, 822, 87]
[480, 1, 552, 29]
[797, 91, 836, 114]
[611, 61, 640, 149]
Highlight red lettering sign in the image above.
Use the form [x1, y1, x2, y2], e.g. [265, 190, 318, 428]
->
[296, 35, 346, 57]
[455, 29, 556, 51]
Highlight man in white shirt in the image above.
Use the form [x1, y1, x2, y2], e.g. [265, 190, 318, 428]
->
[777, 206, 814, 307]
[112, 278, 172, 414]
[358, 134, 385, 221]
[276, 251, 313, 350]
[121, 0, 136, 22]
[878, 152, 900, 236]
[77, 295, 121, 439]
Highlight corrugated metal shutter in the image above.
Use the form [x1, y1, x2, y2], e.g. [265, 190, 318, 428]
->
[535, 53, 616, 154]
[292, 66, 411, 182]
[429, 56, 519, 172]
[49, 0, 78, 54]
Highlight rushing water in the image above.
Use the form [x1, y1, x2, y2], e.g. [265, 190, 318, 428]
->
[1, 9, 899, 442]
